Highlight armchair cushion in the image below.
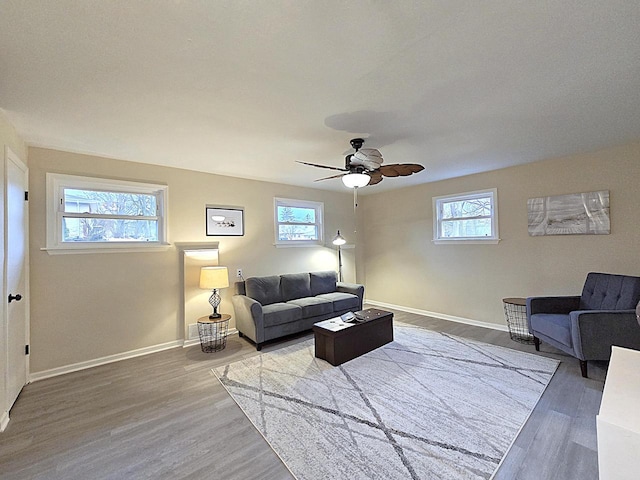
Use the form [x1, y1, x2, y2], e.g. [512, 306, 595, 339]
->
[530, 314, 572, 348]
[580, 272, 640, 310]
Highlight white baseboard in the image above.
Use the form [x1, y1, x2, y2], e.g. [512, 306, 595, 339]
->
[0, 411, 9, 432]
[29, 339, 184, 383]
[183, 338, 202, 348]
[364, 299, 509, 332]
[182, 327, 238, 348]
[30, 328, 243, 382]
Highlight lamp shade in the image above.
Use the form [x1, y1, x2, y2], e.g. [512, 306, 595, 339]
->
[332, 230, 346, 246]
[199, 266, 229, 290]
[342, 172, 370, 188]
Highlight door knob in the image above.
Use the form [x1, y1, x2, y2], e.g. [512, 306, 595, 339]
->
[8, 293, 22, 303]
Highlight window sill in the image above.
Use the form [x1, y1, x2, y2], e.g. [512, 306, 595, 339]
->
[432, 238, 501, 245]
[273, 243, 324, 248]
[42, 243, 172, 255]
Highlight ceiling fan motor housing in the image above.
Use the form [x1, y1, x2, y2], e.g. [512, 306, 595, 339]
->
[350, 138, 365, 151]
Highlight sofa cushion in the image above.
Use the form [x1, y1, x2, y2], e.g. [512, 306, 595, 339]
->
[287, 296, 333, 318]
[310, 271, 337, 296]
[530, 313, 572, 348]
[246, 275, 282, 306]
[281, 273, 312, 302]
[580, 272, 640, 310]
[263, 303, 302, 327]
[316, 292, 360, 312]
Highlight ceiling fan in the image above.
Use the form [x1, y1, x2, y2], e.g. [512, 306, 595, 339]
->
[297, 138, 425, 188]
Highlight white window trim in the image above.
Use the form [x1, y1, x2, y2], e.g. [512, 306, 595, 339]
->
[44, 173, 170, 254]
[432, 188, 500, 244]
[274, 197, 324, 247]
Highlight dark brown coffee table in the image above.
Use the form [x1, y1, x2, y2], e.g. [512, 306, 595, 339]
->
[312, 308, 394, 366]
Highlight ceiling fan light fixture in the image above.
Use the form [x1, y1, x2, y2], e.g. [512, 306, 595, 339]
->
[342, 172, 370, 188]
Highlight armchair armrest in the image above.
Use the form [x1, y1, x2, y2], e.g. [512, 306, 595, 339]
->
[526, 295, 581, 334]
[337, 282, 365, 309]
[231, 294, 265, 344]
[570, 309, 640, 361]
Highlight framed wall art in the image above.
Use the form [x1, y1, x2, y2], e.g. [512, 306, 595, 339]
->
[527, 190, 610, 236]
[205, 206, 244, 236]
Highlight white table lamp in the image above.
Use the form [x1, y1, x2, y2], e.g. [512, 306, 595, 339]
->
[200, 266, 229, 318]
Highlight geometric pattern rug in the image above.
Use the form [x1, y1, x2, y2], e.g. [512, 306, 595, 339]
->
[214, 323, 559, 480]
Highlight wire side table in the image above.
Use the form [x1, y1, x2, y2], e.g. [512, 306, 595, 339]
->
[502, 298, 534, 344]
[197, 314, 231, 352]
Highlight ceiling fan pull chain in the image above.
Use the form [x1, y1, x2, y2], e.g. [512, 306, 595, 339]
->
[353, 186, 359, 211]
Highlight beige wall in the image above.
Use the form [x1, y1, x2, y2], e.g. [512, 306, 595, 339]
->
[0, 110, 28, 162]
[361, 142, 640, 326]
[28, 147, 357, 373]
[0, 110, 28, 424]
[24, 140, 640, 374]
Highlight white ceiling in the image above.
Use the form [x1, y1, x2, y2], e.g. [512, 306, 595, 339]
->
[1, 1, 640, 193]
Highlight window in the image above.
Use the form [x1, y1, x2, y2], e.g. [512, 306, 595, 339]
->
[46, 173, 169, 253]
[433, 188, 499, 243]
[274, 197, 324, 246]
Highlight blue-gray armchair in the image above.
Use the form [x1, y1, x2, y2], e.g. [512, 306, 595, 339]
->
[527, 272, 640, 378]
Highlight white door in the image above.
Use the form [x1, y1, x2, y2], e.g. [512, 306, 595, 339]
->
[5, 150, 28, 412]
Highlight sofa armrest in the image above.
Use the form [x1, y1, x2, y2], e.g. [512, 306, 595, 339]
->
[337, 282, 365, 309]
[231, 295, 265, 344]
[570, 309, 640, 361]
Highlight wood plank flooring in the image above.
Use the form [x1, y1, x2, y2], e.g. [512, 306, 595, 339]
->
[0, 308, 605, 479]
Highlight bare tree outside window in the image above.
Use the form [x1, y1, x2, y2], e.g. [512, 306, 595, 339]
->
[433, 189, 499, 242]
[63, 189, 159, 242]
[441, 197, 492, 238]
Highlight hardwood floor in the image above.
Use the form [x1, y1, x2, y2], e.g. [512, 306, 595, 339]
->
[0, 308, 604, 479]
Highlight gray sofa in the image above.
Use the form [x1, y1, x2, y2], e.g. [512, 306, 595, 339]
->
[232, 271, 364, 350]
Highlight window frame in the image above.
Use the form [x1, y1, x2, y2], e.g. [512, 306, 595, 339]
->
[45, 173, 170, 254]
[273, 197, 324, 247]
[432, 188, 500, 244]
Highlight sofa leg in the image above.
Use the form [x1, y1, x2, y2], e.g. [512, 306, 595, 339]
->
[238, 331, 244, 338]
[256, 343, 263, 351]
[533, 336, 540, 351]
[580, 360, 588, 378]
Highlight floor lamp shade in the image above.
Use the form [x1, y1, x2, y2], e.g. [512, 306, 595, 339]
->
[200, 266, 229, 318]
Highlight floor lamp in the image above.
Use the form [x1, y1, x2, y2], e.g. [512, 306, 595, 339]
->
[332, 230, 346, 282]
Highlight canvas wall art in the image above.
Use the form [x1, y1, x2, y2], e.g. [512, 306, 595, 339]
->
[527, 190, 610, 236]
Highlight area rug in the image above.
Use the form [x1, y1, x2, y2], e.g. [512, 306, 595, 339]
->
[214, 323, 559, 480]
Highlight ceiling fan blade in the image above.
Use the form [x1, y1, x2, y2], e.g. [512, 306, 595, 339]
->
[314, 172, 348, 182]
[296, 161, 347, 172]
[379, 163, 425, 177]
[378, 165, 400, 177]
[367, 171, 383, 185]
[357, 148, 383, 159]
